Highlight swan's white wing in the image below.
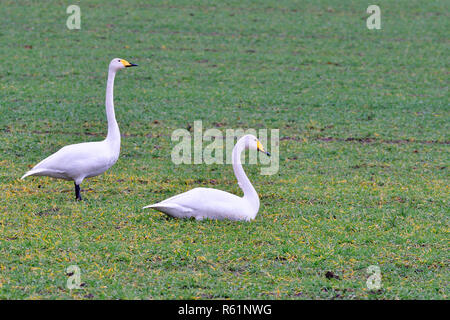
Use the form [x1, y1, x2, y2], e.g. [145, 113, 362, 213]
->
[144, 188, 252, 221]
[144, 202, 194, 217]
[22, 141, 116, 182]
[21, 167, 66, 180]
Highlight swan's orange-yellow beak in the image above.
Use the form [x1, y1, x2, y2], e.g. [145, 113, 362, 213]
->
[257, 140, 271, 156]
[121, 59, 138, 67]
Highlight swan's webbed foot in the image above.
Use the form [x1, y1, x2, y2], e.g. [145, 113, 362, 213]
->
[74, 183, 82, 201]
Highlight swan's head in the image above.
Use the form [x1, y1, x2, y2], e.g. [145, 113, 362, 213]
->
[109, 58, 138, 71]
[243, 134, 271, 156]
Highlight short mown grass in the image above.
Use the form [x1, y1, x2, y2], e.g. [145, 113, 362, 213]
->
[0, 0, 448, 299]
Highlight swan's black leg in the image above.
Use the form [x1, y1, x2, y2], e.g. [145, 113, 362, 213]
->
[74, 183, 82, 201]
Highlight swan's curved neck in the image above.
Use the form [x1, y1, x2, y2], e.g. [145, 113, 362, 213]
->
[232, 139, 260, 216]
[105, 68, 120, 145]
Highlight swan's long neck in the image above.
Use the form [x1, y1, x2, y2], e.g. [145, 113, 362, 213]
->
[232, 139, 260, 216]
[105, 68, 120, 147]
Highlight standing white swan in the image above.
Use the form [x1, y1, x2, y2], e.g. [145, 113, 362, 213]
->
[143, 135, 270, 221]
[21, 58, 137, 200]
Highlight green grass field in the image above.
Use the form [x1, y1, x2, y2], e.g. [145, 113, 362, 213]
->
[0, 0, 448, 299]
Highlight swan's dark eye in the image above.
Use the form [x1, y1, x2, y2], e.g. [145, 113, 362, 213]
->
[118, 59, 121, 62]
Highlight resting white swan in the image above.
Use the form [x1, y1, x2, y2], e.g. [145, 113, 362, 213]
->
[21, 58, 137, 200]
[143, 134, 270, 221]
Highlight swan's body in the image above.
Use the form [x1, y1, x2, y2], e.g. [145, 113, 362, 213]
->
[146, 188, 255, 221]
[144, 135, 270, 221]
[21, 58, 137, 200]
[21, 140, 119, 184]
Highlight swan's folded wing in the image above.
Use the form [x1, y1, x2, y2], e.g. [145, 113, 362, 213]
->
[143, 202, 193, 214]
[21, 168, 65, 180]
[32, 142, 104, 168]
[38, 142, 113, 172]
[143, 200, 195, 219]
[143, 188, 247, 220]
[142, 189, 205, 213]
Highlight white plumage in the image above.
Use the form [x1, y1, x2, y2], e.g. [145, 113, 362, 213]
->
[21, 58, 137, 200]
[21, 141, 118, 184]
[143, 135, 270, 221]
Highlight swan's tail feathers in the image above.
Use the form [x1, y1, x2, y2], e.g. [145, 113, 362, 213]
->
[21, 169, 43, 180]
[21, 168, 64, 180]
[143, 203, 158, 209]
[21, 173, 30, 180]
[143, 202, 193, 216]
[142, 202, 177, 210]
